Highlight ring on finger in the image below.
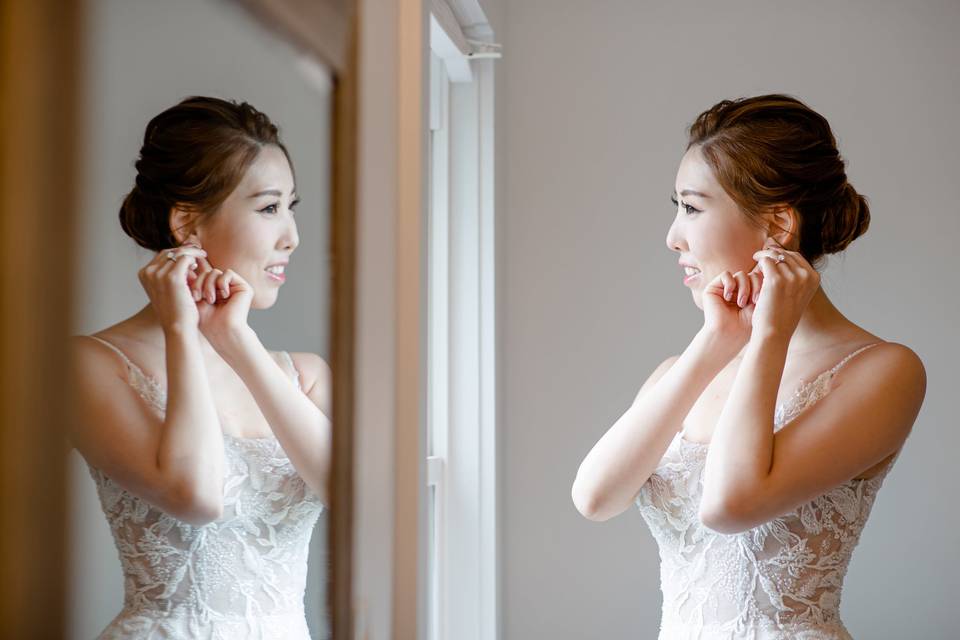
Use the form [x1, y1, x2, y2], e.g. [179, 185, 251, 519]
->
[166, 250, 178, 262]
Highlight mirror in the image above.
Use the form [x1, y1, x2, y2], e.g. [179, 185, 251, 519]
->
[65, 1, 344, 638]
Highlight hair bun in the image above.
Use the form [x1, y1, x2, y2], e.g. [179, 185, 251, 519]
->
[822, 183, 870, 255]
[119, 183, 175, 250]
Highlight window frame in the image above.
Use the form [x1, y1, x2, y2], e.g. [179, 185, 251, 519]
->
[426, 6, 499, 639]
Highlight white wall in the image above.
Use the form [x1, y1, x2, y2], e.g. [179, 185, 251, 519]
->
[493, 1, 958, 638]
[69, 0, 331, 637]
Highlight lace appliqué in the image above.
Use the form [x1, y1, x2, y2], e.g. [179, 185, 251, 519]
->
[635, 342, 903, 639]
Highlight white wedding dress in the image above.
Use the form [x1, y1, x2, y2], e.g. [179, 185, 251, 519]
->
[80, 335, 325, 639]
[635, 342, 903, 639]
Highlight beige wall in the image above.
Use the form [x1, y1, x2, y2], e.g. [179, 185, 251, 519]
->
[69, 0, 331, 637]
[492, 1, 957, 637]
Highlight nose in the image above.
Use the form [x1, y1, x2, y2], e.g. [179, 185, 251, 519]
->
[665, 216, 684, 253]
[281, 214, 299, 252]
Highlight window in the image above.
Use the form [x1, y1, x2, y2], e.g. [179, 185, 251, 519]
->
[426, 4, 500, 639]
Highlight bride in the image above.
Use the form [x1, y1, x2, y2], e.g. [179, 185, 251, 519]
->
[69, 96, 331, 639]
[572, 94, 926, 639]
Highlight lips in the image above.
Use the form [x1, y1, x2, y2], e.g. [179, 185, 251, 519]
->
[265, 263, 286, 283]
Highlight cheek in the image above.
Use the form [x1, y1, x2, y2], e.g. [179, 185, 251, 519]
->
[695, 227, 757, 274]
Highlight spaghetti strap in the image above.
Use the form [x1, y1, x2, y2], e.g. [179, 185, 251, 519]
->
[78, 334, 165, 412]
[825, 341, 885, 379]
[82, 334, 140, 376]
[773, 341, 887, 431]
[278, 350, 302, 391]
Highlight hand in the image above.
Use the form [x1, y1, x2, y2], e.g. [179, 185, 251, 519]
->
[746, 237, 821, 340]
[701, 253, 766, 352]
[188, 249, 255, 352]
[139, 244, 207, 332]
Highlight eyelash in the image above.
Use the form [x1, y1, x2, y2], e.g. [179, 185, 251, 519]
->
[670, 196, 700, 215]
[259, 200, 300, 215]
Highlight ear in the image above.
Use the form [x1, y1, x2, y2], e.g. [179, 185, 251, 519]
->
[168, 206, 202, 246]
[765, 205, 799, 250]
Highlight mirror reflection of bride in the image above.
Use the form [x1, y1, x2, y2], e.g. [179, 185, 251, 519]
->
[69, 96, 331, 639]
[572, 94, 926, 640]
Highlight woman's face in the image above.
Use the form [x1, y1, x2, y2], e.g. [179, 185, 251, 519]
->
[665, 145, 767, 310]
[187, 144, 299, 309]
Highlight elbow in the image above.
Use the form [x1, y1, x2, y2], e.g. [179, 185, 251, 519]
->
[169, 482, 223, 526]
[571, 477, 614, 522]
[698, 500, 747, 535]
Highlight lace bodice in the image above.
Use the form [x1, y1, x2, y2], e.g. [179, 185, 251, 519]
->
[80, 335, 325, 639]
[635, 342, 903, 640]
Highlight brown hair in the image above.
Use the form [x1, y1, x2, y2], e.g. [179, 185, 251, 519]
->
[686, 94, 869, 270]
[119, 96, 293, 251]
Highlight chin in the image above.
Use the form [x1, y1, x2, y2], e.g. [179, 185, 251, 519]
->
[251, 290, 279, 310]
[691, 290, 704, 310]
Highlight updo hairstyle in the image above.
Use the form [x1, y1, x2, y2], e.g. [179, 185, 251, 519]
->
[119, 96, 292, 251]
[687, 94, 869, 270]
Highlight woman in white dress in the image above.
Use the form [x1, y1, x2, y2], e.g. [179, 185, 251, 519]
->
[572, 94, 926, 639]
[69, 96, 331, 639]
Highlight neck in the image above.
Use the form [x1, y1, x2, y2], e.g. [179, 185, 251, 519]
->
[131, 304, 220, 357]
[735, 286, 850, 360]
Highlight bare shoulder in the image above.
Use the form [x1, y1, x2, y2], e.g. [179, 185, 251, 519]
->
[280, 351, 332, 415]
[632, 353, 681, 406]
[846, 340, 926, 403]
[274, 351, 330, 386]
[69, 332, 126, 381]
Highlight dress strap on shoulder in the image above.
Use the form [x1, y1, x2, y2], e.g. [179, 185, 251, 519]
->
[827, 341, 885, 378]
[82, 334, 138, 373]
[79, 334, 166, 412]
[278, 350, 302, 390]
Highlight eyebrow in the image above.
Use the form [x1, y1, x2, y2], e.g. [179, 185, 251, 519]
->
[673, 189, 711, 198]
[248, 189, 298, 199]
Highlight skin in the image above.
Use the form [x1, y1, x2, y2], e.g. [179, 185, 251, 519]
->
[572, 144, 926, 529]
[70, 144, 332, 524]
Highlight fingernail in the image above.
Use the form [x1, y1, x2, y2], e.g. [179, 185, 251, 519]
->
[193, 290, 201, 301]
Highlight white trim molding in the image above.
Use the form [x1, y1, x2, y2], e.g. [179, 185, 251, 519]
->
[427, 2, 499, 638]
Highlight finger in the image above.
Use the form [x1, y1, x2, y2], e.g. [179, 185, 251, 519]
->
[191, 269, 208, 301]
[157, 252, 195, 279]
[719, 271, 736, 301]
[218, 270, 234, 299]
[173, 253, 198, 278]
[753, 248, 793, 266]
[195, 255, 214, 274]
[155, 246, 207, 265]
[733, 271, 750, 307]
[204, 268, 223, 304]
[755, 254, 791, 285]
[748, 271, 763, 303]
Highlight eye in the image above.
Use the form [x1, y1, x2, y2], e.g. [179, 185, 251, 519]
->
[670, 195, 700, 215]
[258, 203, 280, 215]
[289, 198, 300, 215]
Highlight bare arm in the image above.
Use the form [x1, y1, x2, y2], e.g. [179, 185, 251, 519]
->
[70, 327, 225, 526]
[571, 328, 736, 521]
[70, 246, 227, 526]
[699, 337, 924, 534]
[216, 327, 331, 503]
[155, 325, 226, 519]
